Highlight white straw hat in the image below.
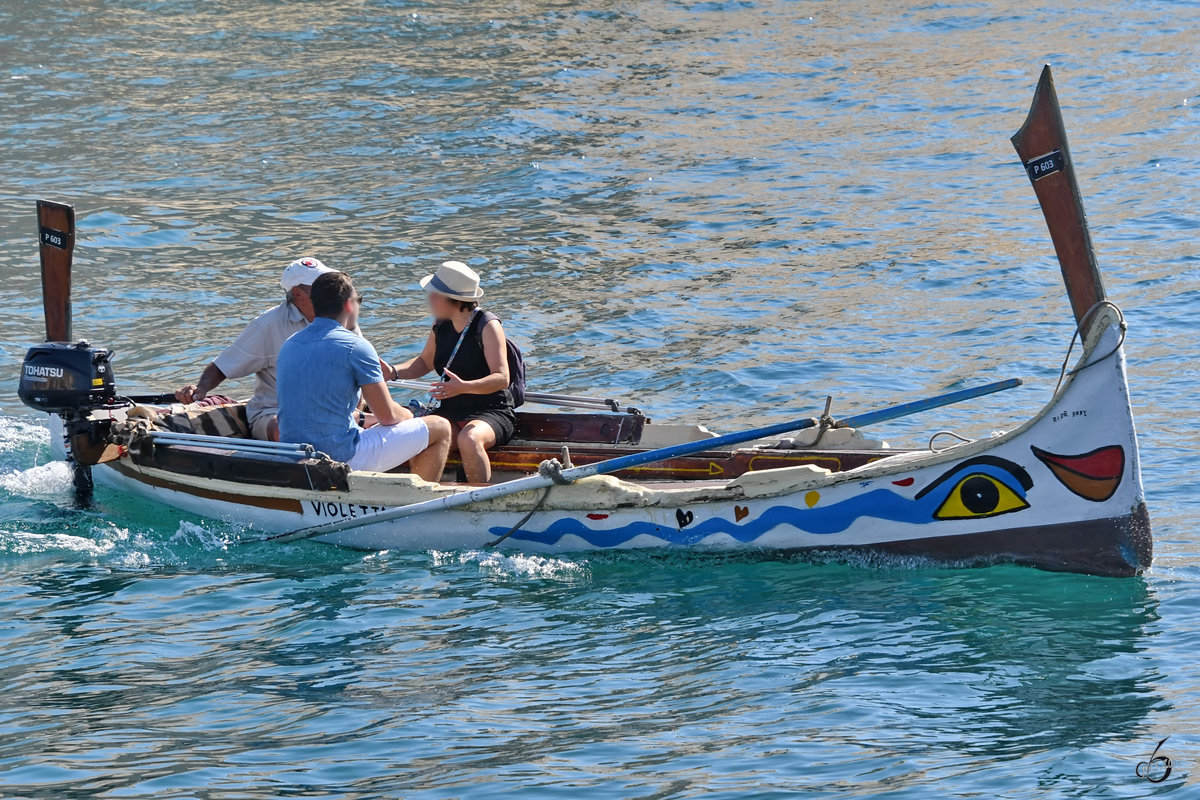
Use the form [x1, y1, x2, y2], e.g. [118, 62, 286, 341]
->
[419, 261, 484, 302]
[281, 257, 334, 291]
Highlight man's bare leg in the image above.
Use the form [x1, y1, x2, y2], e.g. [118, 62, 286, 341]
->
[409, 416, 451, 482]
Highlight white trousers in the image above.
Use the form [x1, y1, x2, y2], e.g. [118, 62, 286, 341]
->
[348, 419, 430, 472]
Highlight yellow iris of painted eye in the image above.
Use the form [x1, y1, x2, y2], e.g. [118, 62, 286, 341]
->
[934, 474, 1029, 520]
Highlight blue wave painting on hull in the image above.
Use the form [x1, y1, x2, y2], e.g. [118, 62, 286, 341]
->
[491, 489, 925, 548]
[488, 460, 1034, 548]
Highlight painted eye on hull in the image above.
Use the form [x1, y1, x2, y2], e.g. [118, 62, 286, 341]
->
[915, 456, 1033, 522]
[934, 473, 1030, 520]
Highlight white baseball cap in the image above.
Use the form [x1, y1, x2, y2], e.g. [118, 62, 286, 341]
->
[280, 257, 334, 291]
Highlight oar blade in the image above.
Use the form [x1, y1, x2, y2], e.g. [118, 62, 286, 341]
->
[1010, 65, 1106, 325]
[37, 200, 76, 343]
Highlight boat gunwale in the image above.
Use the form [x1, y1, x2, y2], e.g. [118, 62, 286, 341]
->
[94, 305, 1126, 518]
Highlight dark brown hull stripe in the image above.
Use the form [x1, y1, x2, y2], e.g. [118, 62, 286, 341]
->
[793, 502, 1153, 577]
[108, 462, 304, 513]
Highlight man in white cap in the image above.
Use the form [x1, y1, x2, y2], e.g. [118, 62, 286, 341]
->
[176, 257, 371, 441]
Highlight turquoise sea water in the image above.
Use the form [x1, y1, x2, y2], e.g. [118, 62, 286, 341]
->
[2, 0, 1199, 796]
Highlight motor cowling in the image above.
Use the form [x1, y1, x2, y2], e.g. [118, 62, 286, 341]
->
[18, 341, 115, 415]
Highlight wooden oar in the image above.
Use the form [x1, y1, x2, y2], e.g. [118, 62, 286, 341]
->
[1011, 65, 1106, 326]
[37, 200, 76, 342]
[269, 378, 1022, 544]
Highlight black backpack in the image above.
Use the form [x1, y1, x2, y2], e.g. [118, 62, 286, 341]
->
[477, 311, 527, 408]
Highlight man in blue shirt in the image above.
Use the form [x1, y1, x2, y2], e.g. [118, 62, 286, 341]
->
[277, 271, 451, 479]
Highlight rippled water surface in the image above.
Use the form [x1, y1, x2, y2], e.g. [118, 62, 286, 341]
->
[2, 0, 1199, 796]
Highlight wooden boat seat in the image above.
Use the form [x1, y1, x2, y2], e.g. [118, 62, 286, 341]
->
[129, 440, 351, 492]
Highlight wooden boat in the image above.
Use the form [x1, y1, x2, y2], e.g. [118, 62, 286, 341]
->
[20, 67, 1151, 576]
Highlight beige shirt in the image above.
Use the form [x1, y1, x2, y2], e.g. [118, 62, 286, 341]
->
[214, 300, 362, 427]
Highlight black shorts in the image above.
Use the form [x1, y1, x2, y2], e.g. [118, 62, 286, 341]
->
[436, 408, 517, 446]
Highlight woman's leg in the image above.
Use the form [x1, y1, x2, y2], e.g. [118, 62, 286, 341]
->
[457, 419, 498, 484]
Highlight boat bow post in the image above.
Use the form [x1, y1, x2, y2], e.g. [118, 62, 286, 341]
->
[1011, 65, 1151, 571]
[1011, 65, 1107, 325]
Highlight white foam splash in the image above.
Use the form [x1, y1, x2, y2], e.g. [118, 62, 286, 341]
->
[0, 461, 74, 498]
[0, 513, 165, 567]
[0, 416, 51, 453]
[112, 550, 152, 568]
[0, 529, 117, 557]
[168, 520, 235, 551]
[432, 548, 589, 581]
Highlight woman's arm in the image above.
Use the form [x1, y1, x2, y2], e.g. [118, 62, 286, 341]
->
[431, 320, 510, 400]
[390, 332, 438, 381]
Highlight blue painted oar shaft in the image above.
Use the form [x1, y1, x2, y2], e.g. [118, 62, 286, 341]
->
[269, 378, 1021, 543]
[568, 377, 1023, 478]
[835, 378, 1023, 429]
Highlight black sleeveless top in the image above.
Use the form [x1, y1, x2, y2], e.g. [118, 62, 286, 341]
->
[432, 311, 511, 416]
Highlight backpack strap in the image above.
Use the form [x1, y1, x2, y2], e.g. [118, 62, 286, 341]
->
[473, 311, 525, 407]
[474, 311, 500, 349]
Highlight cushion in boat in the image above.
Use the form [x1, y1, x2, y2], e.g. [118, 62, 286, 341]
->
[110, 402, 250, 445]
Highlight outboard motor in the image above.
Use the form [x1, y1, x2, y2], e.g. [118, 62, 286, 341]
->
[17, 340, 118, 502]
[22, 200, 117, 504]
[18, 340, 115, 415]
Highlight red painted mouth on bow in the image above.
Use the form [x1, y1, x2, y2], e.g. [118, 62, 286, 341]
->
[1031, 445, 1125, 502]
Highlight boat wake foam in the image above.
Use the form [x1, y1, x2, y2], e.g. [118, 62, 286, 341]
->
[0, 514, 235, 568]
[169, 520, 236, 552]
[0, 416, 51, 454]
[0, 528, 117, 558]
[0, 518, 149, 569]
[431, 549, 590, 581]
[0, 460, 74, 499]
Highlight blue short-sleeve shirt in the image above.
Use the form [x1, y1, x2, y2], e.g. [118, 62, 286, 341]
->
[276, 317, 383, 462]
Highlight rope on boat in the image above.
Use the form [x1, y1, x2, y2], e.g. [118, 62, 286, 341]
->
[484, 486, 553, 549]
[539, 457, 574, 486]
[484, 457, 574, 548]
[1055, 301, 1127, 394]
[924, 302, 1126, 454]
[929, 430, 974, 452]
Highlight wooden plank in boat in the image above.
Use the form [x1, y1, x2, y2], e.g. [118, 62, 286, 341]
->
[514, 412, 645, 445]
[450, 445, 893, 481]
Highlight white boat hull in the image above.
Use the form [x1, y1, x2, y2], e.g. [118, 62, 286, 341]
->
[61, 308, 1149, 576]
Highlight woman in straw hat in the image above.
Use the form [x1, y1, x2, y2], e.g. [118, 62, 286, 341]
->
[388, 261, 517, 483]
